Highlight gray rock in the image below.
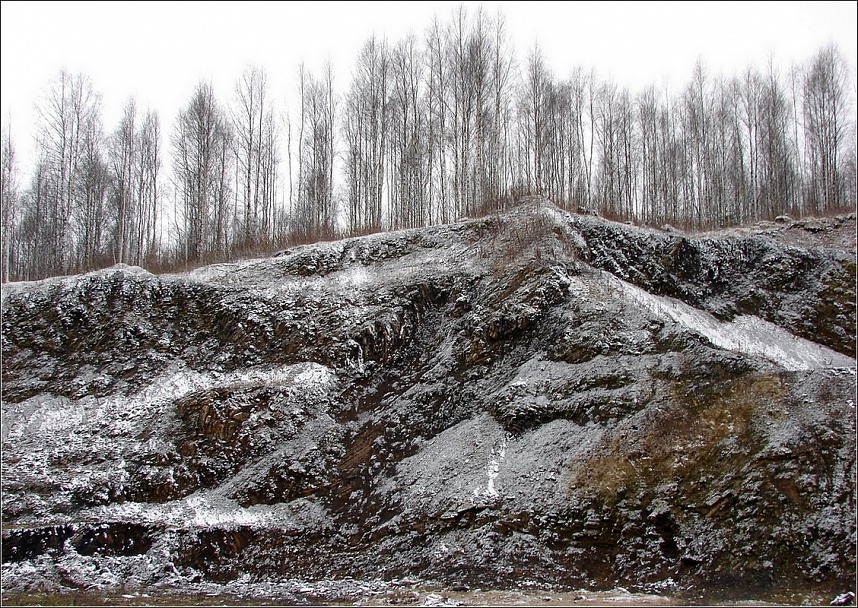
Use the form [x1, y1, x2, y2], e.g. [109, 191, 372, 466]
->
[1, 198, 855, 601]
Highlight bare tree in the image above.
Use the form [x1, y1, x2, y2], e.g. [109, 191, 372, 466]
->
[759, 60, 795, 218]
[137, 110, 161, 263]
[803, 44, 850, 213]
[111, 98, 137, 264]
[447, 5, 496, 216]
[426, 16, 450, 224]
[484, 10, 515, 211]
[638, 85, 659, 224]
[295, 63, 337, 240]
[107, 101, 161, 267]
[259, 104, 280, 244]
[344, 36, 389, 234]
[17, 161, 50, 279]
[34, 70, 102, 276]
[1, 122, 18, 282]
[232, 66, 278, 248]
[520, 44, 552, 196]
[388, 33, 428, 229]
[76, 110, 109, 270]
[683, 59, 710, 229]
[172, 81, 232, 262]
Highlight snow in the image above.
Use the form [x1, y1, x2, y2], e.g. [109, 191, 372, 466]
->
[608, 274, 856, 371]
[0, 264, 152, 305]
[94, 493, 326, 530]
[333, 264, 371, 288]
[1, 360, 337, 530]
[483, 436, 508, 498]
[131, 362, 334, 413]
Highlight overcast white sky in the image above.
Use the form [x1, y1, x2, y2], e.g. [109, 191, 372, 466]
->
[2, 0, 856, 174]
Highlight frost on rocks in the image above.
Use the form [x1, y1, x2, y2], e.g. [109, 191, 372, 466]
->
[94, 493, 329, 531]
[1, 360, 337, 530]
[609, 273, 855, 371]
[1, 200, 855, 602]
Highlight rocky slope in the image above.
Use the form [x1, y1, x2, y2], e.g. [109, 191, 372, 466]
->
[2, 199, 856, 603]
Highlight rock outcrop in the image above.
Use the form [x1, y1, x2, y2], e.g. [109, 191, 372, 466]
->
[2, 199, 855, 602]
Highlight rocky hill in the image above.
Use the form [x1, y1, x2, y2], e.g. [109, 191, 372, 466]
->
[2, 199, 855, 604]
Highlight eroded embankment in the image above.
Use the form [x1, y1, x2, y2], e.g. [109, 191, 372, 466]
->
[2, 200, 855, 600]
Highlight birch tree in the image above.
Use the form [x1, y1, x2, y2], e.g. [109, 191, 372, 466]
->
[172, 81, 232, 262]
[1, 123, 18, 282]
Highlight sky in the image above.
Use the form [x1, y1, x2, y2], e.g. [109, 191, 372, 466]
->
[1, 0, 856, 177]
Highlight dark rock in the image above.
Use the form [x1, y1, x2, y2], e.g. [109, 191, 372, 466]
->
[1, 199, 855, 600]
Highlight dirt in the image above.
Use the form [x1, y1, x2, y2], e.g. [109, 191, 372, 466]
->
[2, 199, 855, 602]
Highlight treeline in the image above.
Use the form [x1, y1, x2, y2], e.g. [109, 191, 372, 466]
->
[1, 7, 855, 282]
[1, 73, 163, 282]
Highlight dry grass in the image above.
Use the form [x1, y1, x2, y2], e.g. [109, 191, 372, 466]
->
[467, 208, 579, 275]
[569, 374, 786, 503]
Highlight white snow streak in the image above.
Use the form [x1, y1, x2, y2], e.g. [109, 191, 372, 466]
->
[483, 436, 508, 498]
[97, 493, 324, 529]
[1, 362, 334, 444]
[333, 264, 371, 287]
[609, 274, 855, 371]
[138, 362, 334, 409]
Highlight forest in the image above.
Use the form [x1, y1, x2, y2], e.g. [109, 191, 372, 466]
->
[1, 7, 855, 282]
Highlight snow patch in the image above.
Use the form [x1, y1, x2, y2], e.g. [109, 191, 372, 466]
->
[610, 274, 855, 371]
[333, 264, 371, 287]
[474, 435, 508, 498]
[483, 436, 508, 498]
[2, 362, 334, 454]
[138, 362, 334, 409]
[92, 493, 327, 530]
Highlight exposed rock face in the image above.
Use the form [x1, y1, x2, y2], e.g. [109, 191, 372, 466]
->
[2, 199, 855, 600]
[573, 214, 856, 358]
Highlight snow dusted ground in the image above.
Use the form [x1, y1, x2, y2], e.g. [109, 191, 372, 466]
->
[0, 263, 152, 306]
[1, 360, 338, 527]
[182, 225, 476, 293]
[605, 273, 855, 372]
[2, 200, 855, 601]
